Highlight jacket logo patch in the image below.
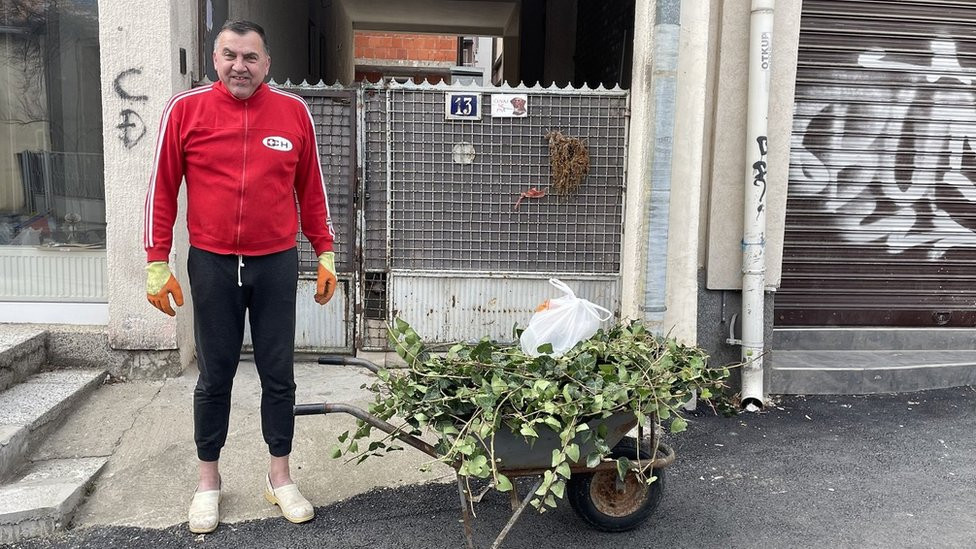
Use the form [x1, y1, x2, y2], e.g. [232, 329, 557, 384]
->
[262, 136, 293, 152]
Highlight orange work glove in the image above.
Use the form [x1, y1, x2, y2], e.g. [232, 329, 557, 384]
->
[315, 251, 337, 305]
[146, 261, 184, 316]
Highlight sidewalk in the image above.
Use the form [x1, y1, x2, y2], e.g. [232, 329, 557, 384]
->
[33, 356, 451, 530]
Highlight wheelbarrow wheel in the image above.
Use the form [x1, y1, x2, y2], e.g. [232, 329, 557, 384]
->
[567, 437, 666, 532]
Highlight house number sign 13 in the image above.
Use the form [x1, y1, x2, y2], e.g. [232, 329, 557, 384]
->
[445, 92, 481, 120]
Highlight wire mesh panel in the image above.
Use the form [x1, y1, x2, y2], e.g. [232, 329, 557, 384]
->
[286, 88, 356, 273]
[364, 89, 389, 272]
[386, 85, 628, 274]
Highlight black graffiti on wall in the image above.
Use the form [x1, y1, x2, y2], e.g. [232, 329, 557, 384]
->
[116, 109, 146, 149]
[753, 135, 768, 218]
[114, 68, 148, 149]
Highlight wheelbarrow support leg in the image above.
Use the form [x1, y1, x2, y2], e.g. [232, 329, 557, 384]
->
[490, 478, 543, 549]
[457, 474, 475, 549]
[508, 484, 520, 511]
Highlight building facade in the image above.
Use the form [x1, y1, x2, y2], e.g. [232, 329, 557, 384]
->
[1, 0, 970, 399]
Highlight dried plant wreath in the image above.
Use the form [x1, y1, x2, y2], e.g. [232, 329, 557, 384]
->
[545, 130, 590, 196]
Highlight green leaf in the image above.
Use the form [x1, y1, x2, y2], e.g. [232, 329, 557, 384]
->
[551, 479, 566, 499]
[670, 416, 688, 434]
[330, 445, 342, 459]
[585, 452, 602, 468]
[491, 374, 507, 395]
[535, 471, 554, 495]
[495, 474, 513, 492]
[566, 443, 580, 463]
[616, 456, 632, 480]
[457, 438, 476, 456]
[520, 424, 539, 438]
[337, 430, 349, 443]
[700, 388, 713, 399]
[537, 342, 554, 354]
[377, 369, 390, 382]
[556, 462, 571, 478]
[551, 449, 562, 467]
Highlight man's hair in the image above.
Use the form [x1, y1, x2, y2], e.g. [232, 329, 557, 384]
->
[214, 20, 270, 56]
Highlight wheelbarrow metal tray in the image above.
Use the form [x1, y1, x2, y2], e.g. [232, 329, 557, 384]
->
[488, 411, 637, 471]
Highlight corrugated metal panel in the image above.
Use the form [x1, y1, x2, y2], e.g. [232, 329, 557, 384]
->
[778, 0, 976, 327]
[392, 275, 620, 344]
[244, 278, 350, 352]
[0, 248, 106, 302]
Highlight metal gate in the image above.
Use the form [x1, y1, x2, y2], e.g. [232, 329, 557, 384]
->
[259, 82, 630, 351]
[361, 82, 629, 348]
[777, 0, 976, 327]
[244, 87, 357, 352]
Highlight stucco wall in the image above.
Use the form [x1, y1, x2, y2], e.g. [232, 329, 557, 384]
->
[99, 0, 196, 371]
[620, 0, 654, 322]
[703, 1, 801, 290]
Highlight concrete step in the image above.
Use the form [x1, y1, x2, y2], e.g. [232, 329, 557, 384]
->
[0, 369, 107, 482]
[0, 457, 108, 543]
[0, 328, 47, 393]
[772, 327, 976, 351]
[769, 350, 976, 395]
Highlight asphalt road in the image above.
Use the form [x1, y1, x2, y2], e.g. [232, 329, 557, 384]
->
[6, 387, 976, 549]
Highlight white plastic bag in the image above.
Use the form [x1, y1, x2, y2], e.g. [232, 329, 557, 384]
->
[519, 278, 613, 357]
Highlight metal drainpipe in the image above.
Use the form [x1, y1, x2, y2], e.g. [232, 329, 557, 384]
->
[642, 0, 681, 323]
[740, 0, 774, 412]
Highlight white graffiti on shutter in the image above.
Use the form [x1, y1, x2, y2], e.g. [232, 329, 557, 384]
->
[792, 39, 976, 260]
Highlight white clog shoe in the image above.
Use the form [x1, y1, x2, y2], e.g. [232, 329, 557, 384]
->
[187, 485, 221, 534]
[264, 475, 314, 524]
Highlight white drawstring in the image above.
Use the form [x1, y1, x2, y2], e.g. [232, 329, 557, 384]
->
[237, 255, 244, 287]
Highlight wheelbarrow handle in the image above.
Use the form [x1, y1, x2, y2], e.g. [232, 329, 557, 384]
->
[317, 355, 381, 374]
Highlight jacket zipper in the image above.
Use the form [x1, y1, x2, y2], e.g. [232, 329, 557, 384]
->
[236, 101, 248, 255]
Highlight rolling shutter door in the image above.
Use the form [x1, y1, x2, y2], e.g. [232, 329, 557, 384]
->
[777, 0, 976, 327]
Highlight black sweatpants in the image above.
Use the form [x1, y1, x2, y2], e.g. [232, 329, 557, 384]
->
[187, 246, 298, 462]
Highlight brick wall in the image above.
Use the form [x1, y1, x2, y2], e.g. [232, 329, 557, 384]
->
[355, 32, 458, 63]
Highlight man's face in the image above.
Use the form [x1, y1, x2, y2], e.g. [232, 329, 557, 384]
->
[213, 30, 270, 100]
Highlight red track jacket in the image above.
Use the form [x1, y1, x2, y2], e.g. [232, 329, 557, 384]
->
[144, 81, 334, 262]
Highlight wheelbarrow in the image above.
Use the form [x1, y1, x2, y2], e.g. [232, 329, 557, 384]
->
[295, 355, 677, 549]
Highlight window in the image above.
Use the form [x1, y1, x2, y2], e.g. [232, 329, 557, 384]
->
[1, 0, 106, 311]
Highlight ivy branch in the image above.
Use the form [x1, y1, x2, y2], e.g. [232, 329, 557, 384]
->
[331, 318, 734, 511]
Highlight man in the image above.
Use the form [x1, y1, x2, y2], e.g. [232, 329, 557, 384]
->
[143, 20, 337, 534]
